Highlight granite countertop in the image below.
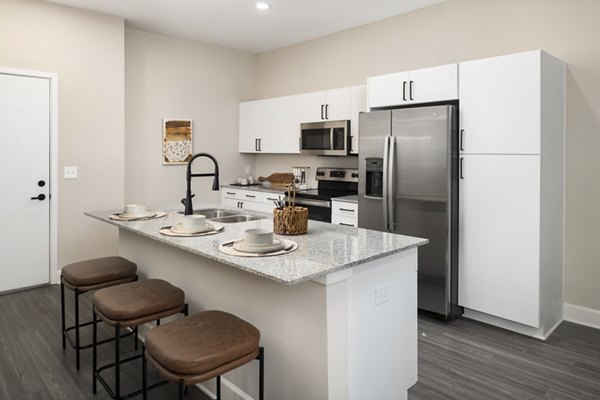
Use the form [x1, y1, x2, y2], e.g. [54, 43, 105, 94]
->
[222, 184, 286, 194]
[332, 195, 358, 203]
[85, 203, 427, 285]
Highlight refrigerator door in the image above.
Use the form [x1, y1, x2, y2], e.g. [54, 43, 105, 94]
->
[390, 105, 458, 316]
[358, 110, 391, 231]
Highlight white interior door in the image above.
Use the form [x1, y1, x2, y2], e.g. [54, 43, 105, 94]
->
[0, 73, 50, 292]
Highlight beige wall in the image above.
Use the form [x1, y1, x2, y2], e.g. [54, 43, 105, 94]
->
[255, 0, 600, 311]
[0, 0, 125, 269]
[125, 29, 256, 209]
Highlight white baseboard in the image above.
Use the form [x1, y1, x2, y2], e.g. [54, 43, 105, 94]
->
[564, 303, 600, 330]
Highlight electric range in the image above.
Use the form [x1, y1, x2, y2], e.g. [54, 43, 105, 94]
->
[289, 167, 358, 222]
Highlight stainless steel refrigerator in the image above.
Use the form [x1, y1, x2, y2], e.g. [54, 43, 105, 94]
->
[358, 105, 461, 319]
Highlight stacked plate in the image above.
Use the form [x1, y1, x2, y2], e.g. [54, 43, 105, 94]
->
[170, 223, 216, 235]
[232, 228, 286, 253]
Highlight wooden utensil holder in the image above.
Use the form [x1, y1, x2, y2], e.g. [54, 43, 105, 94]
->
[273, 206, 308, 235]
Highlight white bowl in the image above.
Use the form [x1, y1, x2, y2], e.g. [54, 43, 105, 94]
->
[124, 204, 147, 216]
[181, 215, 206, 228]
[244, 228, 273, 246]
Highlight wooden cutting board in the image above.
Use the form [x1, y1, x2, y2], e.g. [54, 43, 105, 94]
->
[258, 173, 294, 185]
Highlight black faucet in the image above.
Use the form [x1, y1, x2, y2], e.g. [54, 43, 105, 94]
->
[181, 153, 220, 215]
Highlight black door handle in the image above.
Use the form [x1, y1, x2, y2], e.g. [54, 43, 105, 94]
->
[31, 194, 46, 201]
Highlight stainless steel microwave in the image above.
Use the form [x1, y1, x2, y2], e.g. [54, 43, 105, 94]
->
[300, 120, 350, 156]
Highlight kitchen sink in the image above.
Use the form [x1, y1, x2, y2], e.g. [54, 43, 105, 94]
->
[209, 215, 263, 223]
[178, 208, 264, 223]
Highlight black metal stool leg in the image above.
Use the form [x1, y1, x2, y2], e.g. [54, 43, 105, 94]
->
[216, 375, 221, 400]
[178, 379, 185, 400]
[92, 306, 98, 394]
[61, 281, 66, 349]
[142, 345, 148, 400]
[259, 347, 264, 400]
[115, 322, 121, 399]
[74, 287, 81, 370]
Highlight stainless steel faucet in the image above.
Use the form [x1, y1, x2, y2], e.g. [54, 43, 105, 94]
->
[181, 153, 220, 215]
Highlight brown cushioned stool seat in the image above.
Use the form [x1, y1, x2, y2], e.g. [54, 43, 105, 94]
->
[142, 310, 264, 400]
[93, 279, 186, 327]
[60, 256, 138, 370]
[92, 278, 188, 400]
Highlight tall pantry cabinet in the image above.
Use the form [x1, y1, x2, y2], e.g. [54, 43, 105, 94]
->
[458, 50, 565, 339]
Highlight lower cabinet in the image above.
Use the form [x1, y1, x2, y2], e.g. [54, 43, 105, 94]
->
[221, 188, 284, 214]
[331, 200, 358, 227]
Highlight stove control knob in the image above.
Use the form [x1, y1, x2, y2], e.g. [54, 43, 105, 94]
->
[351, 173, 359, 178]
[316, 171, 325, 176]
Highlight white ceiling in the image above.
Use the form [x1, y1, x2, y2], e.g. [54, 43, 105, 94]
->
[45, 0, 446, 53]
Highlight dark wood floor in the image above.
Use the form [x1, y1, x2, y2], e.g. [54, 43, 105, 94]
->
[1, 285, 599, 399]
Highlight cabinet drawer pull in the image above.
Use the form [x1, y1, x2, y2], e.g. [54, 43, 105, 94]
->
[226, 192, 236, 195]
[245, 194, 256, 198]
[339, 208, 355, 213]
[266, 197, 278, 201]
[340, 222, 355, 227]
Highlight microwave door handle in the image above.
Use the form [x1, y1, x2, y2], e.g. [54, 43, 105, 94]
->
[387, 137, 396, 232]
[382, 137, 390, 231]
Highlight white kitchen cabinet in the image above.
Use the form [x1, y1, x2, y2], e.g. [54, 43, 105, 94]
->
[367, 64, 458, 108]
[221, 187, 284, 213]
[458, 50, 565, 339]
[331, 200, 358, 227]
[459, 51, 542, 155]
[458, 155, 540, 327]
[350, 85, 367, 154]
[303, 87, 351, 122]
[239, 94, 302, 154]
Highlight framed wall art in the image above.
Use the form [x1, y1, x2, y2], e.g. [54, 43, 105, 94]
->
[162, 119, 193, 165]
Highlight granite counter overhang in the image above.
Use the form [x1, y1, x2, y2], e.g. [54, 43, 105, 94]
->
[85, 203, 428, 285]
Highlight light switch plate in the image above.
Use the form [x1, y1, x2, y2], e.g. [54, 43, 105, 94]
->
[374, 283, 392, 305]
[64, 166, 78, 179]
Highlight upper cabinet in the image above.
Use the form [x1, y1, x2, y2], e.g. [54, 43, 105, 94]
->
[367, 64, 458, 108]
[459, 51, 542, 155]
[239, 94, 302, 154]
[303, 87, 352, 122]
[350, 85, 367, 154]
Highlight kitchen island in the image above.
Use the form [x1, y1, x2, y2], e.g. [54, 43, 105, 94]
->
[86, 204, 427, 400]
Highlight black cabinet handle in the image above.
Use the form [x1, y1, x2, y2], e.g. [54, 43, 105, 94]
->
[460, 158, 464, 179]
[320, 104, 324, 120]
[255, 138, 259, 152]
[339, 208, 355, 213]
[460, 129, 464, 151]
[245, 194, 256, 198]
[409, 80, 414, 100]
[403, 81, 407, 101]
[258, 138, 262, 151]
[340, 222, 354, 227]
[325, 104, 329, 119]
[226, 192, 236, 195]
[38, 180, 46, 187]
[31, 194, 46, 201]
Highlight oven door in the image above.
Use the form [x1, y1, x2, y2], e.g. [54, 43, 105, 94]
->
[290, 197, 331, 222]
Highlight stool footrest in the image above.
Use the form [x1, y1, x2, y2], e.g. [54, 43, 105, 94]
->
[64, 323, 134, 350]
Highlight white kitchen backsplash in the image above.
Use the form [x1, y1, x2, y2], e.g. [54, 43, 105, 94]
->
[253, 154, 358, 189]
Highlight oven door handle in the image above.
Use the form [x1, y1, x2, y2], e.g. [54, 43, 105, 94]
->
[287, 197, 331, 208]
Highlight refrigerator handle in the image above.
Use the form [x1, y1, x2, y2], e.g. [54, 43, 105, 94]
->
[388, 137, 396, 231]
[382, 137, 390, 231]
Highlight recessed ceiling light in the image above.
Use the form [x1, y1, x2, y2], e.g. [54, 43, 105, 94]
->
[256, 2, 271, 10]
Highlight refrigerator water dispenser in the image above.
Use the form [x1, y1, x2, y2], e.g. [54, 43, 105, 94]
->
[365, 157, 383, 198]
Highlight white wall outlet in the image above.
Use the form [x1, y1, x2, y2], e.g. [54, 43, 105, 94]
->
[374, 283, 392, 305]
[64, 166, 78, 179]
[244, 165, 251, 175]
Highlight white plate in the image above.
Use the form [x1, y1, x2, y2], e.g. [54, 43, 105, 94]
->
[171, 223, 214, 234]
[118, 211, 156, 219]
[233, 238, 284, 253]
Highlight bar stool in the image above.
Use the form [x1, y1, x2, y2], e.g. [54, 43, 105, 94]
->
[142, 310, 264, 400]
[92, 278, 188, 400]
[60, 256, 138, 369]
